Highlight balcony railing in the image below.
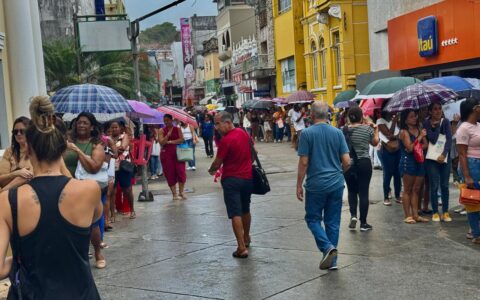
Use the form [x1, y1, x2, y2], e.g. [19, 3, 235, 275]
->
[242, 55, 270, 73]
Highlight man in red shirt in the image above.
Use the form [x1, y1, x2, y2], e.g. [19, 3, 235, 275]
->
[208, 111, 253, 258]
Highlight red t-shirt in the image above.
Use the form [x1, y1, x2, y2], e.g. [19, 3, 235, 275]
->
[217, 128, 253, 180]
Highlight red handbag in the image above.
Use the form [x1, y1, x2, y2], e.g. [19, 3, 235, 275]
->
[413, 140, 424, 163]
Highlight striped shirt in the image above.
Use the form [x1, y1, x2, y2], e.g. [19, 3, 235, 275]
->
[348, 125, 374, 160]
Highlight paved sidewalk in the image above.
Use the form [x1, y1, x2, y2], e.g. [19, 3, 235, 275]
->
[2, 142, 479, 299]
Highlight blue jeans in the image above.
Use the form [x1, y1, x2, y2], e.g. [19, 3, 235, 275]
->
[285, 124, 291, 141]
[186, 139, 196, 167]
[466, 158, 480, 238]
[379, 148, 401, 199]
[149, 155, 159, 175]
[425, 159, 451, 214]
[275, 124, 284, 141]
[305, 187, 344, 254]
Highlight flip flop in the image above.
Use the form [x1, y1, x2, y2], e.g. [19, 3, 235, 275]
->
[404, 217, 416, 224]
[232, 250, 248, 259]
[129, 212, 136, 219]
[415, 216, 429, 223]
[179, 194, 188, 200]
[95, 259, 107, 269]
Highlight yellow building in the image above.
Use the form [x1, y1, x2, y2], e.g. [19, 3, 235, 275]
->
[105, 0, 126, 15]
[273, 0, 306, 98]
[302, 0, 370, 104]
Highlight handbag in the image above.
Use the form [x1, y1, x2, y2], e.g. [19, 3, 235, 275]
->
[176, 142, 194, 162]
[247, 135, 270, 195]
[413, 139, 424, 163]
[8, 188, 35, 300]
[426, 119, 448, 163]
[342, 126, 359, 180]
[75, 157, 109, 189]
[459, 183, 480, 205]
[119, 159, 135, 174]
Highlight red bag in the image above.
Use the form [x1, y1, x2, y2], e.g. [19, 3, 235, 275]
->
[459, 184, 480, 206]
[413, 140, 424, 163]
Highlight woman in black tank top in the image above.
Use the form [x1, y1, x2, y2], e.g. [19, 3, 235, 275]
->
[0, 96, 102, 299]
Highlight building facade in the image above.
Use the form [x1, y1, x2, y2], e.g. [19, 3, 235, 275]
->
[214, 0, 256, 106]
[0, 1, 47, 149]
[273, 0, 306, 98]
[203, 37, 221, 97]
[104, 0, 126, 15]
[302, 0, 370, 104]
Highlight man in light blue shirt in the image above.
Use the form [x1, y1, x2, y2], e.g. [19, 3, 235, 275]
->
[297, 101, 350, 270]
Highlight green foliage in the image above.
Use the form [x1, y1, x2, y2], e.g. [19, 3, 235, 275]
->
[139, 22, 180, 45]
[43, 39, 159, 101]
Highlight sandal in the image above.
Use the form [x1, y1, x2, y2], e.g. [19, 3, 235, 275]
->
[404, 217, 416, 224]
[95, 259, 107, 269]
[232, 250, 248, 259]
[179, 193, 188, 200]
[172, 195, 181, 201]
[100, 242, 109, 249]
[129, 212, 136, 219]
[415, 216, 429, 223]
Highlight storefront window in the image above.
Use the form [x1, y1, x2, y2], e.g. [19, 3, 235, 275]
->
[319, 38, 326, 87]
[278, 0, 291, 14]
[332, 31, 342, 85]
[311, 41, 319, 88]
[281, 57, 296, 93]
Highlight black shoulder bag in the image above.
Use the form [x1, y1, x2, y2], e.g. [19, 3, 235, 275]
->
[342, 126, 359, 180]
[247, 136, 271, 195]
[8, 188, 34, 300]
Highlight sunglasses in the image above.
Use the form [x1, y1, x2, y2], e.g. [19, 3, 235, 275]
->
[12, 129, 25, 136]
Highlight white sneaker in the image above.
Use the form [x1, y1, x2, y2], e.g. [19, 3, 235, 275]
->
[187, 167, 192, 171]
[157, 173, 163, 177]
[192, 166, 196, 171]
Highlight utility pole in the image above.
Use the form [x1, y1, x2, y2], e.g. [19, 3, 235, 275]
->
[127, 0, 187, 202]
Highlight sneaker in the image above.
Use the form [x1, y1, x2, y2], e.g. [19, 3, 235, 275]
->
[383, 199, 392, 206]
[438, 199, 443, 206]
[192, 166, 196, 171]
[466, 232, 473, 239]
[319, 248, 338, 270]
[186, 167, 192, 171]
[349, 217, 358, 230]
[157, 173, 163, 177]
[329, 264, 338, 271]
[472, 238, 480, 244]
[442, 213, 452, 222]
[432, 213, 441, 222]
[360, 223, 373, 232]
[454, 207, 464, 213]
[460, 210, 467, 216]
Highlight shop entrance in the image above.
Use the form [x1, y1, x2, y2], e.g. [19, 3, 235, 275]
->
[440, 65, 480, 79]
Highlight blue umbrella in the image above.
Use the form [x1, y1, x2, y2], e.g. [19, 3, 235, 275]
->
[423, 76, 473, 92]
[51, 83, 133, 114]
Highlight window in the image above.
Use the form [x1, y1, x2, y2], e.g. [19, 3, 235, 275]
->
[319, 38, 326, 87]
[332, 31, 342, 85]
[311, 41, 319, 88]
[281, 57, 296, 93]
[278, 0, 291, 14]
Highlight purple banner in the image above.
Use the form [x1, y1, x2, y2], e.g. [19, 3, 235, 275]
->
[180, 18, 195, 103]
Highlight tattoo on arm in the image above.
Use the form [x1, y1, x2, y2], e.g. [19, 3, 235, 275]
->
[59, 190, 66, 203]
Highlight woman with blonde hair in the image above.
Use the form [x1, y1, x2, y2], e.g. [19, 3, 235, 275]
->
[0, 96, 102, 298]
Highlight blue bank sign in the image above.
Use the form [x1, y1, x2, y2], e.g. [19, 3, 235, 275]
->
[417, 16, 438, 57]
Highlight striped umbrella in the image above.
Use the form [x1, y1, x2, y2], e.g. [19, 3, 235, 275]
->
[384, 83, 458, 113]
[51, 84, 133, 114]
[157, 106, 198, 128]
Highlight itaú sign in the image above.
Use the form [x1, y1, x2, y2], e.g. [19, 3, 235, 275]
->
[417, 16, 438, 57]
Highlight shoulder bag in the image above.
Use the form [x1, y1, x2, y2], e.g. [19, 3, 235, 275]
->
[247, 134, 270, 195]
[426, 119, 448, 163]
[8, 188, 35, 300]
[176, 142, 194, 162]
[342, 126, 359, 180]
[75, 157, 109, 189]
[412, 139, 425, 163]
[458, 183, 480, 205]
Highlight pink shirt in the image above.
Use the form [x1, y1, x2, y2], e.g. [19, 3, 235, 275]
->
[456, 122, 480, 159]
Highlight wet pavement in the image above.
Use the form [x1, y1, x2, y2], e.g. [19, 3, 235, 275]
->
[2, 141, 479, 299]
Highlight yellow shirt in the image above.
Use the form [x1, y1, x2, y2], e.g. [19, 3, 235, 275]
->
[0, 147, 32, 174]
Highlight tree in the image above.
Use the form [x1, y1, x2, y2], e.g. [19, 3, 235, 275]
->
[139, 22, 180, 45]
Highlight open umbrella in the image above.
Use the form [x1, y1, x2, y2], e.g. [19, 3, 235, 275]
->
[286, 90, 316, 104]
[142, 109, 165, 125]
[127, 100, 155, 119]
[357, 77, 422, 99]
[359, 98, 385, 116]
[62, 112, 125, 123]
[51, 83, 133, 114]
[384, 83, 457, 113]
[423, 76, 480, 98]
[157, 106, 198, 128]
[334, 90, 358, 105]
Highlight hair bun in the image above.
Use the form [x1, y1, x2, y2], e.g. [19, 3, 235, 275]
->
[29, 96, 56, 133]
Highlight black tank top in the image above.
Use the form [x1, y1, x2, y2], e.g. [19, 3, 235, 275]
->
[10, 176, 100, 300]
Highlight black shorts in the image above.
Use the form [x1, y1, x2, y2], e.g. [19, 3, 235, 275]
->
[221, 177, 253, 219]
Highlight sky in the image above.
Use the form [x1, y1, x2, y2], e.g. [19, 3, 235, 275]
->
[124, 0, 218, 30]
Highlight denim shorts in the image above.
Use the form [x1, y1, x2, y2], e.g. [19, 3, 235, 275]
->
[221, 177, 253, 219]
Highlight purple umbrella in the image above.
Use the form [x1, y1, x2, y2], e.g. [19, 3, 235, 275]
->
[384, 83, 457, 113]
[142, 109, 165, 125]
[286, 91, 316, 104]
[127, 100, 155, 119]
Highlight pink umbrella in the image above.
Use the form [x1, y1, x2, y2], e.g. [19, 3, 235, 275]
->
[157, 106, 198, 128]
[127, 100, 155, 119]
[286, 91, 316, 104]
[359, 98, 385, 116]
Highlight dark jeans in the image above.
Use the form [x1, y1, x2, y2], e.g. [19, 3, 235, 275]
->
[203, 136, 214, 156]
[149, 155, 159, 175]
[425, 159, 451, 214]
[345, 158, 372, 224]
[275, 124, 284, 141]
[285, 124, 292, 141]
[185, 139, 196, 167]
[379, 148, 402, 199]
